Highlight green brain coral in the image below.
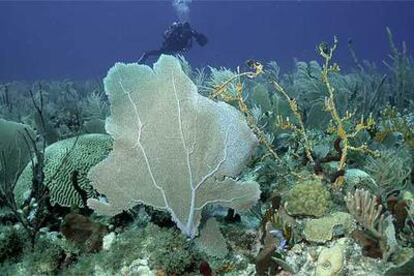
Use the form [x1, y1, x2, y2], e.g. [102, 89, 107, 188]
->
[14, 134, 112, 207]
[285, 179, 331, 217]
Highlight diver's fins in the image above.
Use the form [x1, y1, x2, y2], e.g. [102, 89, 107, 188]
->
[194, 33, 208, 47]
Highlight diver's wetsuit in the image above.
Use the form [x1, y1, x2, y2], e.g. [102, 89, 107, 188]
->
[138, 22, 207, 63]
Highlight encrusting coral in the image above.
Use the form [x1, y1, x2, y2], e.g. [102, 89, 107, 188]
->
[303, 212, 355, 243]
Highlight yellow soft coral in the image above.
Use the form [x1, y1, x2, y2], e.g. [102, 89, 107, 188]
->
[319, 37, 378, 188]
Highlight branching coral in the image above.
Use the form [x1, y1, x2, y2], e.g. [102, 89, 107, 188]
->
[266, 38, 378, 187]
[273, 81, 314, 163]
[319, 37, 378, 187]
[208, 61, 280, 161]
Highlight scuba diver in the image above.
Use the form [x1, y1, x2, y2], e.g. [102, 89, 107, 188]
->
[138, 22, 208, 63]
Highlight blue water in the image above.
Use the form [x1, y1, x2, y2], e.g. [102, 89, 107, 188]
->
[0, 1, 413, 80]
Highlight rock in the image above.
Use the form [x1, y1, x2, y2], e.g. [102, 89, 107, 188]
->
[402, 191, 414, 203]
[385, 248, 414, 275]
[239, 264, 257, 276]
[121, 258, 154, 276]
[60, 213, 108, 253]
[84, 118, 106, 134]
[102, 232, 116, 251]
[316, 238, 347, 276]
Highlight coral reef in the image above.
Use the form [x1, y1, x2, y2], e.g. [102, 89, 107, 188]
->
[1, 28, 414, 276]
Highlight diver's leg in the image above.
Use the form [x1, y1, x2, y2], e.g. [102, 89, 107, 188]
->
[193, 32, 208, 46]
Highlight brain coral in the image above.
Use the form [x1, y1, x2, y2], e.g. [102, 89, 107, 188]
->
[14, 134, 112, 207]
[285, 179, 331, 217]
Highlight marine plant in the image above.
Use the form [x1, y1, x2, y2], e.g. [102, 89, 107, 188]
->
[346, 40, 389, 117]
[80, 90, 109, 121]
[272, 37, 378, 187]
[0, 225, 25, 263]
[402, 200, 414, 246]
[0, 88, 59, 249]
[19, 237, 66, 275]
[0, 79, 111, 140]
[1, 26, 414, 276]
[66, 223, 200, 275]
[384, 27, 414, 110]
[283, 60, 330, 128]
[0, 82, 34, 122]
[364, 148, 412, 198]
